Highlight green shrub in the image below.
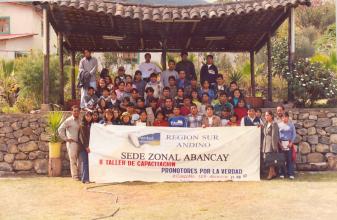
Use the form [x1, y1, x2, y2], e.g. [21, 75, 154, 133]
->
[46, 111, 65, 143]
[14, 51, 69, 105]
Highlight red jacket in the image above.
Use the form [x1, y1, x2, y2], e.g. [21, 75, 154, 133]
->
[234, 107, 248, 124]
[153, 119, 169, 127]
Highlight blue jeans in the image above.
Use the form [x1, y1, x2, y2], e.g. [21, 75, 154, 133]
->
[280, 150, 294, 176]
[80, 151, 89, 182]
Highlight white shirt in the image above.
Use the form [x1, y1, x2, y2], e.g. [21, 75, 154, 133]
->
[208, 116, 213, 125]
[139, 62, 161, 78]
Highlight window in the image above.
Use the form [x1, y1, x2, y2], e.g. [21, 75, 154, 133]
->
[0, 17, 10, 34]
[15, 51, 29, 58]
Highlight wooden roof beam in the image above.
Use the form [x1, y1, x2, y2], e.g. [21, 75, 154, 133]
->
[254, 9, 289, 52]
[139, 20, 144, 49]
[185, 22, 198, 49]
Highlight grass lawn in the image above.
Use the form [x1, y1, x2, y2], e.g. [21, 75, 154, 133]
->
[1, 172, 337, 220]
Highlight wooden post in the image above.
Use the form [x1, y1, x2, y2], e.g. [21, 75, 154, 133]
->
[42, 6, 50, 110]
[161, 48, 167, 71]
[267, 34, 272, 102]
[288, 8, 295, 101]
[250, 50, 256, 97]
[70, 51, 76, 100]
[58, 32, 64, 106]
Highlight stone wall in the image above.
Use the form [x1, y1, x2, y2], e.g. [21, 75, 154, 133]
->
[0, 113, 70, 176]
[285, 108, 337, 171]
[1, 109, 337, 176]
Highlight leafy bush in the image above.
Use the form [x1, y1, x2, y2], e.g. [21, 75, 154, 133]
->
[14, 51, 68, 105]
[0, 59, 17, 107]
[284, 58, 337, 106]
[46, 111, 65, 143]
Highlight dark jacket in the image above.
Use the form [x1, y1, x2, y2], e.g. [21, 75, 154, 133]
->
[175, 60, 196, 81]
[78, 123, 91, 152]
[200, 64, 218, 85]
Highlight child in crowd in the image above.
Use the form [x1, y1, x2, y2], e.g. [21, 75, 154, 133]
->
[220, 107, 232, 126]
[176, 70, 190, 89]
[120, 112, 132, 126]
[168, 106, 188, 127]
[144, 87, 155, 106]
[200, 93, 210, 115]
[115, 81, 126, 101]
[105, 76, 114, 91]
[133, 70, 146, 97]
[110, 90, 120, 109]
[135, 110, 149, 126]
[199, 80, 216, 102]
[130, 88, 139, 105]
[184, 77, 199, 96]
[92, 110, 101, 123]
[168, 76, 177, 98]
[136, 97, 146, 113]
[99, 109, 114, 125]
[158, 87, 171, 109]
[228, 114, 239, 126]
[145, 73, 162, 98]
[174, 88, 185, 108]
[180, 96, 191, 116]
[153, 111, 169, 127]
[234, 99, 248, 123]
[119, 97, 131, 113]
[145, 97, 158, 126]
[95, 78, 107, 98]
[83, 87, 98, 112]
[231, 88, 244, 107]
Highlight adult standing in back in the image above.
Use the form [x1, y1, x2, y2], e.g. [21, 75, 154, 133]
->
[78, 111, 93, 184]
[262, 110, 280, 180]
[139, 53, 161, 82]
[200, 54, 218, 87]
[175, 51, 196, 81]
[58, 106, 81, 180]
[78, 50, 98, 109]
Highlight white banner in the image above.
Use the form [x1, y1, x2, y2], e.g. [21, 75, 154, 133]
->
[89, 124, 261, 183]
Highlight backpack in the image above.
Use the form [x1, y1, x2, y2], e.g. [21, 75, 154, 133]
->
[77, 70, 91, 89]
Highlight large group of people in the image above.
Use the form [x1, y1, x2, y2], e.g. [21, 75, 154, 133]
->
[58, 50, 297, 183]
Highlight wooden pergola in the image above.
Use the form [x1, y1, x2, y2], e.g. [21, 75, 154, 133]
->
[36, 0, 311, 108]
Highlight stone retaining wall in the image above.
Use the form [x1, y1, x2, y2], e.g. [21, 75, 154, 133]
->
[285, 108, 337, 171]
[1, 109, 337, 176]
[0, 113, 70, 176]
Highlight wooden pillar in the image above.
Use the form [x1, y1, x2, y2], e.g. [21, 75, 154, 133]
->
[42, 6, 50, 110]
[250, 50, 256, 97]
[58, 32, 64, 106]
[161, 49, 167, 71]
[70, 51, 76, 100]
[267, 34, 272, 102]
[288, 8, 295, 101]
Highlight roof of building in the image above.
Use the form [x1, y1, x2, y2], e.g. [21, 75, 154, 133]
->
[38, 0, 311, 52]
[0, 33, 37, 41]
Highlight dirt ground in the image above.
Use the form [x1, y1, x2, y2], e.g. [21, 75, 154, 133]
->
[1, 172, 337, 220]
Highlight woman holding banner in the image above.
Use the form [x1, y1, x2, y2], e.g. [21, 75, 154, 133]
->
[78, 111, 93, 184]
[262, 110, 280, 180]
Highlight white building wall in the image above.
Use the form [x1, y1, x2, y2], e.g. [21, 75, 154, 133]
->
[0, 3, 57, 60]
